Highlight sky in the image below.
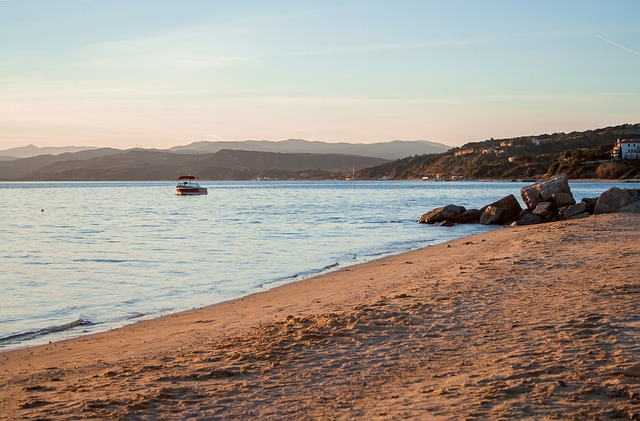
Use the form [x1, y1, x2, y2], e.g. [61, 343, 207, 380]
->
[1, 0, 639, 149]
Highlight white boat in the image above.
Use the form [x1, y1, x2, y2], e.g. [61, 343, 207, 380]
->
[175, 175, 207, 195]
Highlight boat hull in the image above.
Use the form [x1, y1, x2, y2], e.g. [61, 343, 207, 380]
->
[176, 187, 208, 195]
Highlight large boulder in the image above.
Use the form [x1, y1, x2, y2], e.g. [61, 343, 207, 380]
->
[538, 174, 572, 201]
[454, 209, 482, 224]
[479, 194, 523, 225]
[419, 204, 466, 224]
[520, 185, 543, 210]
[559, 201, 588, 219]
[512, 212, 543, 226]
[551, 192, 576, 207]
[618, 200, 640, 213]
[594, 188, 640, 214]
[532, 201, 555, 219]
[479, 206, 504, 225]
[520, 174, 572, 209]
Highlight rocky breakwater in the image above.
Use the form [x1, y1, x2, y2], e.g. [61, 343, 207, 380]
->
[419, 174, 640, 227]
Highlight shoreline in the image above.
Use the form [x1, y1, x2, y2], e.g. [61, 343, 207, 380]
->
[1, 213, 639, 419]
[0, 224, 497, 354]
[1, 227, 496, 358]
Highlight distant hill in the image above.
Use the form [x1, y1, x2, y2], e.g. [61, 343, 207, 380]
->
[0, 139, 451, 160]
[8, 125, 638, 181]
[0, 149, 389, 181]
[169, 139, 451, 160]
[0, 148, 123, 180]
[0, 144, 99, 159]
[357, 123, 640, 180]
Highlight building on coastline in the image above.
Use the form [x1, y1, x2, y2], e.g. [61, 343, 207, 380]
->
[611, 139, 640, 160]
[454, 147, 475, 156]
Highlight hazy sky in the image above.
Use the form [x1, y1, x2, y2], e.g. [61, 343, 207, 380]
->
[1, 0, 639, 149]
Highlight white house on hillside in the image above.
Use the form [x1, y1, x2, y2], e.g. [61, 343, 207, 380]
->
[611, 139, 640, 160]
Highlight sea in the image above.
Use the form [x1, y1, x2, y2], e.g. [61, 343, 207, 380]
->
[0, 180, 632, 351]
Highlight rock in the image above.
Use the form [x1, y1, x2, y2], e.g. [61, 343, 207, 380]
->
[559, 201, 588, 219]
[580, 197, 598, 214]
[454, 209, 482, 224]
[533, 201, 555, 219]
[566, 212, 590, 220]
[520, 174, 572, 209]
[479, 194, 523, 225]
[617, 200, 640, 213]
[594, 188, 640, 214]
[419, 204, 466, 224]
[538, 174, 571, 201]
[551, 192, 576, 207]
[479, 205, 503, 225]
[513, 212, 543, 226]
[520, 185, 544, 209]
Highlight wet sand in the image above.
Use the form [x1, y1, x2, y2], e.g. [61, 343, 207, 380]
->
[1, 213, 639, 419]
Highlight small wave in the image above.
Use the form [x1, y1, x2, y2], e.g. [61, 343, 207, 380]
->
[73, 258, 129, 263]
[0, 318, 94, 346]
[361, 219, 406, 225]
[258, 261, 342, 288]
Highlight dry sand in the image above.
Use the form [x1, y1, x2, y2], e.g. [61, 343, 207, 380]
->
[1, 213, 639, 420]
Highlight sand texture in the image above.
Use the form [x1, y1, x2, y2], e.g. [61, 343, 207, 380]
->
[1, 213, 639, 420]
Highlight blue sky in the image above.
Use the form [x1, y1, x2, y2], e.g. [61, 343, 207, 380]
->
[1, 0, 639, 149]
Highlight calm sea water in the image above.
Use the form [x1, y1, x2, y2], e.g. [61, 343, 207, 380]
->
[0, 180, 631, 350]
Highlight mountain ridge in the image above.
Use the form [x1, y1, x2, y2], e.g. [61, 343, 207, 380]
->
[0, 144, 99, 159]
[4, 124, 638, 181]
[0, 139, 450, 160]
[169, 139, 450, 160]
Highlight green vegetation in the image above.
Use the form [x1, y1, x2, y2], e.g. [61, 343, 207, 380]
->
[358, 123, 640, 180]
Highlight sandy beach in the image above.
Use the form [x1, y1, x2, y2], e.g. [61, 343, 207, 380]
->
[1, 213, 639, 419]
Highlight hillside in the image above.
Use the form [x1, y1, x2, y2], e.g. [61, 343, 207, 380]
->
[357, 123, 640, 180]
[0, 149, 388, 181]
